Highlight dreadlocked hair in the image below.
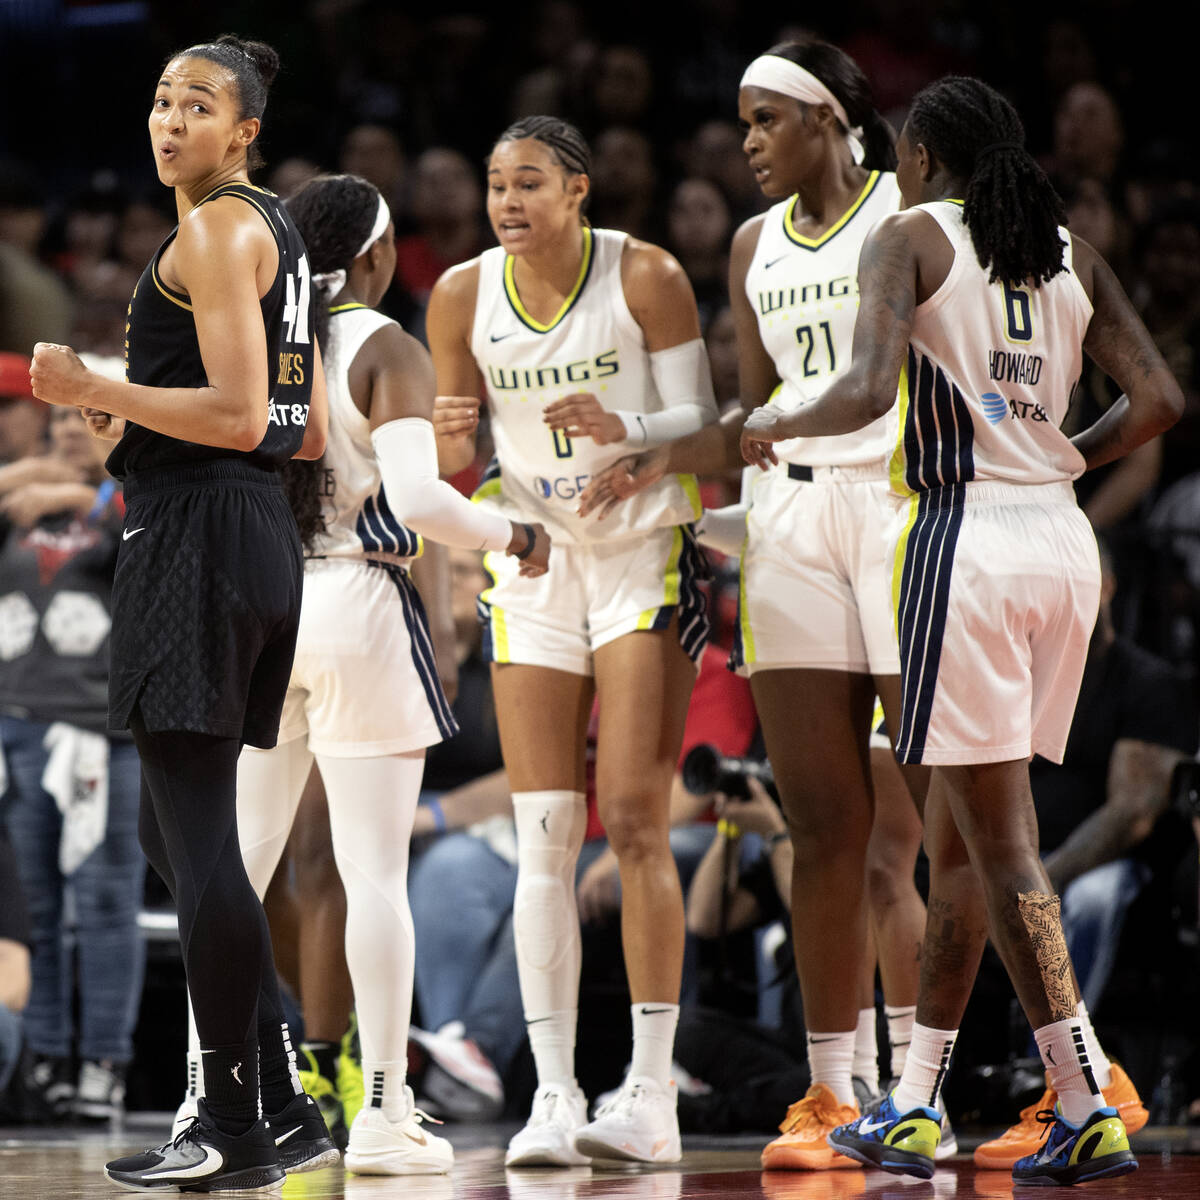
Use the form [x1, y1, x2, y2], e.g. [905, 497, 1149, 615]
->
[285, 173, 382, 348]
[765, 40, 896, 172]
[493, 116, 592, 216]
[908, 76, 1066, 288]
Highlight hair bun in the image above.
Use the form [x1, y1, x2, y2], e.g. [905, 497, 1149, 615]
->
[214, 34, 280, 89]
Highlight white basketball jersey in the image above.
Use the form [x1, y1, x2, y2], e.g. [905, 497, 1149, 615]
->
[470, 226, 701, 544]
[308, 303, 420, 564]
[889, 201, 1093, 494]
[745, 171, 902, 467]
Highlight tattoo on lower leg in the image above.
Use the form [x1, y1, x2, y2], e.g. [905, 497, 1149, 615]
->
[1017, 890, 1077, 1022]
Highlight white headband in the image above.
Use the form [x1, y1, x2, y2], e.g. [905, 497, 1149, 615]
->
[740, 55, 866, 165]
[312, 193, 392, 296]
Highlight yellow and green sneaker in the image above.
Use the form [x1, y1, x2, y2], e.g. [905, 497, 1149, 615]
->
[338, 1013, 365, 1130]
[1011, 1105, 1137, 1186]
[827, 1091, 941, 1179]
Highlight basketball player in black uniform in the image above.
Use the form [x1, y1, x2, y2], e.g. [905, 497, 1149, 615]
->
[31, 36, 335, 1192]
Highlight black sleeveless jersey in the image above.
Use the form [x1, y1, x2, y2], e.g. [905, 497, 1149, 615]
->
[106, 182, 316, 478]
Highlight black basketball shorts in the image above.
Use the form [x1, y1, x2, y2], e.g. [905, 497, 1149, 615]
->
[108, 460, 303, 749]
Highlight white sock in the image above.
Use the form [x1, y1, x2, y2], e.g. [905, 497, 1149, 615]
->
[1075, 1000, 1112, 1089]
[853, 1007, 880, 1096]
[1034, 1016, 1104, 1124]
[629, 1002, 678, 1089]
[525, 1010, 578, 1088]
[885, 1004, 917, 1079]
[894, 1022, 957, 1112]
[806, 1031, 856, 1108]
[363, 1060, 409, 1123]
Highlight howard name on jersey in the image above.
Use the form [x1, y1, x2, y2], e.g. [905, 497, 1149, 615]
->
[892, 200, 1092, 493]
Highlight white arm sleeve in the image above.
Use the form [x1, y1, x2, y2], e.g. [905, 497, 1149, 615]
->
[614, 338, 719, 448]
[370, 417, 513, 553]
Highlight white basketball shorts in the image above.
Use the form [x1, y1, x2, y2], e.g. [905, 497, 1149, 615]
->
[478, 524, 709, 676]
[889, 479, 1100, 766]
[731, 460, 899, 676]
[274, 558, 457, 757]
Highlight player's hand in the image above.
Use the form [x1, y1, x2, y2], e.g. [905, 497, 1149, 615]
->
[81, 408, 125, 441]
[577, 446, 670, 519]
[432, 394, 481, 440]
[30, 342, 94, 409]
[508, 520, 551, 577]
[740, 404, 788, 471]
[543, 393, 626, 445]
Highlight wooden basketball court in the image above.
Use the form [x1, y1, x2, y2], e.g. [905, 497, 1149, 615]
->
[2, 1118, 1198, 1198]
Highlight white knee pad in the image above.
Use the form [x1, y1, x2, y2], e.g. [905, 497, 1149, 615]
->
[512, 791, 586, 1009]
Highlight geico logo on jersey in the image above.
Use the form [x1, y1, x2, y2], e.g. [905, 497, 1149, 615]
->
[268, 402, 310, 426]
[980, 392, 1049, 425]
[486, 349, 618, 392]
[757, 274, 856, 315]
[534, 473, 592, 500]
[988, 349, 1044, 386]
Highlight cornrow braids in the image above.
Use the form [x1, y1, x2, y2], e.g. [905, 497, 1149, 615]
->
[493, 115, 592, 210]
[908, 76, 1067, 288]
[766, 40, 897, 172]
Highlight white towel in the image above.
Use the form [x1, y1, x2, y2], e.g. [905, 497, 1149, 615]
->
[41, 723, 110, 875]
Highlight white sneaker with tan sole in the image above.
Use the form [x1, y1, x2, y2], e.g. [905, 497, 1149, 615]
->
[505, 1082, 591, 1167]
[344, 1088, 454, 1175]
[574, 1075, 681, 1163]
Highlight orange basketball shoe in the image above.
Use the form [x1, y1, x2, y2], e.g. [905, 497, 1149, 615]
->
[973, 1063, 1148, 1169]
[761, 1084, 863, 1171]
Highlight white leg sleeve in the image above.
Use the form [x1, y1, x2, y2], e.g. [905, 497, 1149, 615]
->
[317, 750, 424, 1073]
[511, 791, 587, 1018]
[236, 735, 314, 897]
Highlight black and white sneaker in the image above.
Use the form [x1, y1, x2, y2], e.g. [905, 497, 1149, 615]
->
[265, 1091, 341, 1173]
[103, 1099, 284, 1192]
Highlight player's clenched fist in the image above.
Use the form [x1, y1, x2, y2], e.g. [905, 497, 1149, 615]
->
[30, 342, 92, 408]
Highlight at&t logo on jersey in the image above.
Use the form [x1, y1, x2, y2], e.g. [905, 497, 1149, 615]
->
[980, 392, 1049, 425]
[268, 402, 310, 427]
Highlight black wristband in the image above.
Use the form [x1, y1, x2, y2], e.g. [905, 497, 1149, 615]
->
[766, 831, 790, 851]
[514, 523, 537, 560]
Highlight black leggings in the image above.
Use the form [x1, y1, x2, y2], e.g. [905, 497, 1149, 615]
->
[131, 711, 286, 1048]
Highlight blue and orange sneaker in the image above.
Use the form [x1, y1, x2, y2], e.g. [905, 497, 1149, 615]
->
[1011, 1104, 1137, 1186]
[826, 1091, 941, 1179]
